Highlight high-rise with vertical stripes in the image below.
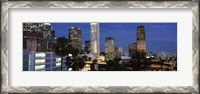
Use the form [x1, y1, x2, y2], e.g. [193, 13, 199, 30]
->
[90, 23, 100, 59]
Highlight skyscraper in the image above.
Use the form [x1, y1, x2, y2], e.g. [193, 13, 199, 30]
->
[137, 25, 146, 52]
[90, 23, 100, 59]
[23, 23, 56, 52]
[129, 43, 137, 56]
[105, 37, 115, 60]
[68, 27, 82, 51]
[115, 47, 123, 58]
[43, 23, 52, 39]
[41, 23, 55, 52]
[23, 23, 47, 52]
[84, 40, 90, 54]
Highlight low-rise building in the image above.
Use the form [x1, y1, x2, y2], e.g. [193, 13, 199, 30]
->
[23, 50, 67, 71]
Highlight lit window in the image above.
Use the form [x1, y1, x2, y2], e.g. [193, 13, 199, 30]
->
[56, 63, 61, 67]
[35, 53, 46, 58]
[56, 58, 61, 62]
[35, 59, 45, 64]
[35, 65, 45, 70]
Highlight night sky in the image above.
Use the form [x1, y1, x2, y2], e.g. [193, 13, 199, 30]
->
[51, 23, 177, 53]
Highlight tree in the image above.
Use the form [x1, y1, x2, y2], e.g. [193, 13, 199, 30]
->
[53, 37, 86, 71]
[106, 60, 116, 71]
[113, 57, 121, 71]
[130, 50, 147, 71]
[70, 56, 86, 71]
[53, 37, 68, 71]
[72, 48, 80, 57]
[65, 44, 86, 71]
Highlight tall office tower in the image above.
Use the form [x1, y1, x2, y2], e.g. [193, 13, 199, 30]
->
[115, 47, 123, 58]
[137, 25, 146, 52]
[68, 27, 82, 51]
[105, 37, 115, 60]
[41, 23, 55, 52]
[90, 23, 100, 59]
[46, 27, 56, 51]
[84, 40, 90, 54]
[43, 23, 52, 38]
[23, 23, 56, 52]
[129, 43, 137, 56]
[23, 23, 43, 52]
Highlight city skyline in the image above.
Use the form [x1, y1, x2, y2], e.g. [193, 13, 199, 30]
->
[23, 23, 177, 71]
[51, 23, 177, 53]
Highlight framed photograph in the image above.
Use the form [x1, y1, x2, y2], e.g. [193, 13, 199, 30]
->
[1, 1, 199, 93]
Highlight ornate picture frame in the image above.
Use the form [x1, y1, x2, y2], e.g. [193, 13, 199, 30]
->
[1, 1, 199, 93]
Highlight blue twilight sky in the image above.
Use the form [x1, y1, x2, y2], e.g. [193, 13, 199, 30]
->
[51, 23, 177, 53]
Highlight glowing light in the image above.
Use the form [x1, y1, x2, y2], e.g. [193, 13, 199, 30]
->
[35, 59, 45, 64]
[99, 56, 105, 61]
[56, 63, 61, 67]
[56, 58, 61, 62]
[68, 54, 72, 57]
[68, 68, 72, 71]
[35, 53, 45, 58]
[35, 65, 45, 70]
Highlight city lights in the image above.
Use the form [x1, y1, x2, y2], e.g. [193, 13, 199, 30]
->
[23, 23, 177, 71]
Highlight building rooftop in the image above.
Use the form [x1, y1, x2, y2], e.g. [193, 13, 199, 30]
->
[137, 25, 144, 28]
[68, 27, 81, 30]
[105, 37, 114, 40]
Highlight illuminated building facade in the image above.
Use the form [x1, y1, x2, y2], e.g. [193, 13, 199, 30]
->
[23, 50, 66, 71]
[23, 23, 43, 52]
[23, 23, 55, 52]
[41, 23, 55, 52]
[105, 37, 115, 60]
[137, 25, 146, 52]
[129, 43, 137, 56]
[115, 47, 123, 58]
[68, 27, 82, 51]
[99, 55, 106, 61]
[90, 23, 100, 59]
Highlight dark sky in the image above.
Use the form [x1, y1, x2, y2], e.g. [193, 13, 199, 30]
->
[51, 23, 177, 53]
